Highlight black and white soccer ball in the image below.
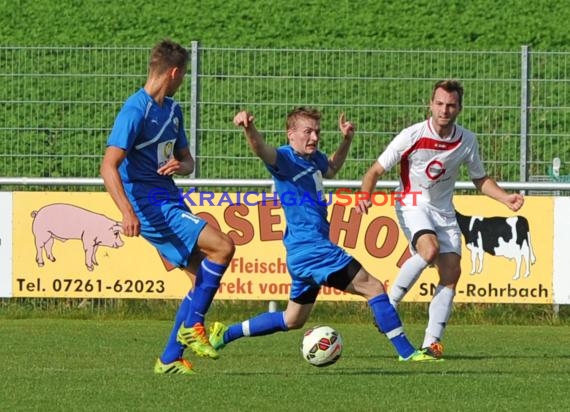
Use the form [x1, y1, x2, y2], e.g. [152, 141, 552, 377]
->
[301, 325, 343, 367]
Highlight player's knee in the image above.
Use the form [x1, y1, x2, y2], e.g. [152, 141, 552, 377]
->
[350, 272, 385, 299]
[362, 277, 385, 299]
[420, 245, 439, 264]
[285, 318, 306, 330]
[368, 278, 386, 296]
[214, 234, 235, 263]
[440, 267, 461, 286]
[283, 310, 309, 330]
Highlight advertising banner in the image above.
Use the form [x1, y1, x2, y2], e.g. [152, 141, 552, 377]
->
[11, 192, 552, 303]
[553, 197, 570, 304]
[423, 196, 551, 304]
[0, 192, 13, 297]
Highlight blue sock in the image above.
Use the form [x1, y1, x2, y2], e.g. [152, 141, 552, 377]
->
[369, 293, 415, 359]
[224, 311, 288, 344]
[185, 259, 226, 327]
[160, 292, 192, 363]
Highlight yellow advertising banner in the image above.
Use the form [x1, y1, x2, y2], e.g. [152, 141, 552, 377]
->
[420, 196, 551, 304]
[12, 192, 552, 303]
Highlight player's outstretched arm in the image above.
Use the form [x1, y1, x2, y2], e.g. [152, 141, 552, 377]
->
[233, 111, 277, 167]
[473, 176, 525, 212]
[356, 161, 386, 214]
[325, 112, 355, 178]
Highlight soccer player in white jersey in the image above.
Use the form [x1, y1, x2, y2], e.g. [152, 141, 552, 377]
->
[356, 80, 524, 358]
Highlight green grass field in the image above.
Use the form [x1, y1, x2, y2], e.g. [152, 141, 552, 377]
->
[2, 318, 569, 411]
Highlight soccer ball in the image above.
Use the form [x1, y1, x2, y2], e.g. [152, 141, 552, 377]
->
[301, 325, 343, 367]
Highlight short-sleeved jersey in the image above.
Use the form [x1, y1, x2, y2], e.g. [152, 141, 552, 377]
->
[266, 145, 353, 295]
[106, 88, 204, 268]
[378, 118, 486, 214]
[106, 88, 188, 204]
[266, 146, 330, 250]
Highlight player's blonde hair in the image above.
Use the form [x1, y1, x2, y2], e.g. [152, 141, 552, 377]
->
[286, 106, 321, 130]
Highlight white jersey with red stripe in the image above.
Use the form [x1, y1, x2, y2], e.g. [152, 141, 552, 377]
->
[378, 118, 486, 214]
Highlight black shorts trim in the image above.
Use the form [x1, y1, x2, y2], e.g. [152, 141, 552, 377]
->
[292, 287, 320, 305]
[411, 229, 436, 250]
[324, 258, 362, 291]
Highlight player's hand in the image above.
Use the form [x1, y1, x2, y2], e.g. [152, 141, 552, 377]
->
[234, 111, 255, 129]
[121, 212, 140, 237]
[505, 193, 524, 212]
[339, 112, 355, 140]
[355, 199, 372, 214]
[157, 157, 184, 176]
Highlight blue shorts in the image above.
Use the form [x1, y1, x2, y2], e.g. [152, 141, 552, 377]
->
[137, 201, 207, 268]
[286, 240, 353, 301]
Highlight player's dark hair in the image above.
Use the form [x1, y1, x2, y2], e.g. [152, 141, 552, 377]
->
[148, 39, 189, 75]
[431, 79, 464, 107]
[286, 106, 321, 130]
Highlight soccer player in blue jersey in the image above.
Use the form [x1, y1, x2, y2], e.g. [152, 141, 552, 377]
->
[208, 107, 439, 362]
[100, 39, 235, 375]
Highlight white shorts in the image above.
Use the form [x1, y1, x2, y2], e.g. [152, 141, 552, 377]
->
[395, 204, 462, 255]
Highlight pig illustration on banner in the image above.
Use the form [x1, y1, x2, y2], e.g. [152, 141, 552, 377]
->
[31, 203, 124, 271]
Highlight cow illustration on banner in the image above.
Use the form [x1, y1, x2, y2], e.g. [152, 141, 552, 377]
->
[455, 209, 536, 280]
[31, 203, 124, 271]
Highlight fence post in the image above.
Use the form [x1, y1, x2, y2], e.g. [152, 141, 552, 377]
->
[520, 45, 530, 185]
[189, 41, 200, 178]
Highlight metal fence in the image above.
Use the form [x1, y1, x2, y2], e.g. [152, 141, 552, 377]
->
[1, 44, 570, 189]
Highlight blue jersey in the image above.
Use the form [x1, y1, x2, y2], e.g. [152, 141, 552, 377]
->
[107, 88, 188, 203]
[106, 88, 206, 268]
[266, 145, 353, 298]
[266, 145, 330, 248]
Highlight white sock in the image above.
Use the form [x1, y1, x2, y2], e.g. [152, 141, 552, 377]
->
[388, 254, 429, 306]
[423, 285, 455, 348]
